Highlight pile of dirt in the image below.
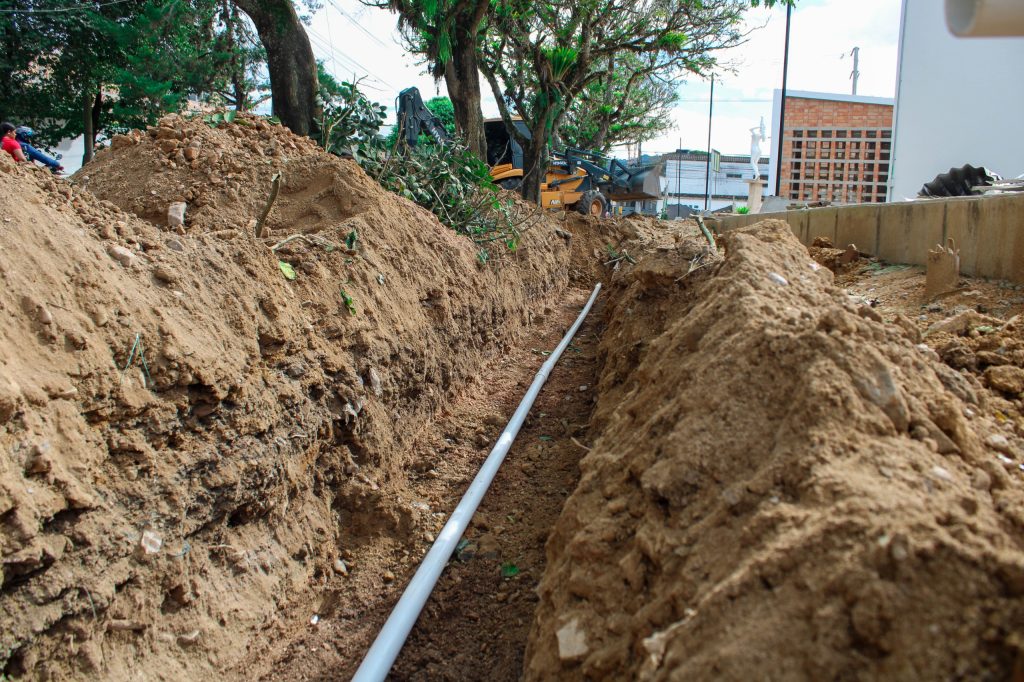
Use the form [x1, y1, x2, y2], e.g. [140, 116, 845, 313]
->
[0, 115, 572, 679]
[524, 220, 1024, 679]
[556, 212, 699, 285]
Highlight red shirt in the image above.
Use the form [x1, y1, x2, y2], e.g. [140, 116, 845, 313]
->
[2, 136, 22, 161]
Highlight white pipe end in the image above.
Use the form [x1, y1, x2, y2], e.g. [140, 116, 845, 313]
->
[946, 0, 1024, 37]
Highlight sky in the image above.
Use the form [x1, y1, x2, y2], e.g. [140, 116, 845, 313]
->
[307, 0, 904, 159]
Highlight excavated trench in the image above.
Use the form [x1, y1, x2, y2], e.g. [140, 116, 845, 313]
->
[3, 113, 1024, 682]
[241, 288, 606, 681]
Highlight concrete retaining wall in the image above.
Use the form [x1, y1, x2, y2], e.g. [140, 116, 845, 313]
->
[708, 193, 1024, 282]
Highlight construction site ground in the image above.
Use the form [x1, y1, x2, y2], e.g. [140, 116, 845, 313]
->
[2, 115, 1023, 681]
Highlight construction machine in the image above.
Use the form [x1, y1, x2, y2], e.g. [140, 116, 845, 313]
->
[396, 87, 661, 216]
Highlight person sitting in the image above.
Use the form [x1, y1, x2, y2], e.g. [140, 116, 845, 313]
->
[1, 122, 28, 163]
[14, 126, 63, 173]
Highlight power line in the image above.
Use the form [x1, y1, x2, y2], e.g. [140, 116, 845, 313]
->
[0, 0, 132, 13]
[327, 0, 388, 49]
[306, 26, 394, 90]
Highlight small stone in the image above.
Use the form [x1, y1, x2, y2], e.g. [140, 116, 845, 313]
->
[985, 365, 1024, 396]
[578, 385, 588, 392]
[139, 530, 162, 555]
[930, 465, 953, 482]
[382, 570, 395, 583]
[368, 368, 383, 397]
[333, 559, 348, 576]
[107, 244, 135, 267]
[167, 202, 187, 228]
[153, 265, 178, 284]
[986, 434, 1013, 455]
[37, 307, 53, 325]
[768, 272, 788, 286]
[158, 138, 179, 154]
[165, 238, 185, 252]
[183, 147, 199, 162]
[556, 618, 588, 661]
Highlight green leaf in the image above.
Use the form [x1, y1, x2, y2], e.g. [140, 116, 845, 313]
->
[539, 435, 553, 441]
[278, 261, 296, 281]
[340, 288, 357, 315]
[345, 229, 358, 250]
[500, 562, 520, 578]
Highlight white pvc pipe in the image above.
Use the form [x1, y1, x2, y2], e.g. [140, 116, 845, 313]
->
[351, 283, 602, 682]
[946, 0, 1024, 36]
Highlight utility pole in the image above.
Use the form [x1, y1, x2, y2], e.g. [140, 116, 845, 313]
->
[775, 3, 792, 197]
[850, 46, 860, 95]
[704, 74, 714, 212]
[676, 137, 681, 218]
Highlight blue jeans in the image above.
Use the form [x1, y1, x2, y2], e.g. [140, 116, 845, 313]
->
[20, 142, 61, 170]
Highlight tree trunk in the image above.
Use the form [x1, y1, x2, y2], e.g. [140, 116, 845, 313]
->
[82, 91, 95, 165]
[91, 91, 102, 140]
[521, 120, 549, 204]
[444, 38, 485, 159]
[234, 0, 318, 136]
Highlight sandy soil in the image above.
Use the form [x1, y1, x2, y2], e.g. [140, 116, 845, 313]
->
[5, 111, 1024, 682]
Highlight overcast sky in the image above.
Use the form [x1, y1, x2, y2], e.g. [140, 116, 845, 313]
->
[307, 0, 903, 158]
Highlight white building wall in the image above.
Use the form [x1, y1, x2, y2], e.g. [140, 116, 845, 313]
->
[661, 157, 769, 213]
[889, 0, 1024, 200]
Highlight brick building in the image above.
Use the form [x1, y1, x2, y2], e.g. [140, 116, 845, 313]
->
[768, 90, 894, 204]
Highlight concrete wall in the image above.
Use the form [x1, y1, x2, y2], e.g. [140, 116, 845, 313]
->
[889, 0, 1024, 201]
[709, 193, 1024, 283]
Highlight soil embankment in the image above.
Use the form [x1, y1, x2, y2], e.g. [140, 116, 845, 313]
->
[525, 220, 1024, 679]
[0, 115, 571, 679]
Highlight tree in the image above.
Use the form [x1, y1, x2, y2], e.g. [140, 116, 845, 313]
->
[0, 0, 269, 163]
[364, 0, 490, 157]
[234, 0, 319, 136]
[480, 0, 749, 201]
[559, 53, 679, 153]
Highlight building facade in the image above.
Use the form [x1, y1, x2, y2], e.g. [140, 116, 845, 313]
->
[652, 151, 769, 216]
[768, 90, 894, 205]
[889, 0, 1024, 200]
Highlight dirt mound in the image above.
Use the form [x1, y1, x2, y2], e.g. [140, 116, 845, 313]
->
[0, 118, 570, 679]
[524, 220, 1024, 679]
[77, 113, 374, 236]
[556, 213, 698, 284]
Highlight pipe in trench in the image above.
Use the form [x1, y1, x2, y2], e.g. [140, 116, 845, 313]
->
[946, 0, 1024, 36]
[351, 283, 602, 682]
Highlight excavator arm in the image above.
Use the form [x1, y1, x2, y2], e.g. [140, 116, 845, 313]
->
[396, 87, 452, 147]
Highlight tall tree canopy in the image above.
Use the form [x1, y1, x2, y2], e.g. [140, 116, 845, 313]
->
[481, 0, 748, 200]
[0, 0, 269, 163]
[558, 52, 679, 153]
[363, 0, 489, 157]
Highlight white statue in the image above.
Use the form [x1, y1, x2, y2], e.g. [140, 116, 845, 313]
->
[749, 117, 766, 180]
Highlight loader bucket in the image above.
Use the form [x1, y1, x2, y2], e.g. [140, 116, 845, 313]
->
[606, 162, 662, 202]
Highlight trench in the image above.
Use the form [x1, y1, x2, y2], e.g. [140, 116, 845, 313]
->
[235, 287, 604, 680]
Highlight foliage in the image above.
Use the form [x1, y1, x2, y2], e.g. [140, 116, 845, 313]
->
[359, 139, 526, 251]
[480, 0, 749, 200]
[559, 53, 680, 153]
[316, 65, 387, 155]
[0, 0, 267, 157]
[340, 288, 357, 315]
[736, 205, 750, 214]
[316, 77, 531, 256]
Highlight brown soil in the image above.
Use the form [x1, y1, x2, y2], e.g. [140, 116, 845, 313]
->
[0, 116, 573, 679]
[6, 111, 1024, 682]
[231, 288, 602, 681]
[524, 220, 1024, 680]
